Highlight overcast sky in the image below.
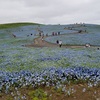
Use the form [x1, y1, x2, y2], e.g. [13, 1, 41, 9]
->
[0, 0, 100, 24]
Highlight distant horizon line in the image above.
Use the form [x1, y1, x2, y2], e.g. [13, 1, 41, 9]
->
[0, 21, 100, 25]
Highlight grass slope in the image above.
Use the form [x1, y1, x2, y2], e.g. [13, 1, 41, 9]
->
[0, 22, 43, 29]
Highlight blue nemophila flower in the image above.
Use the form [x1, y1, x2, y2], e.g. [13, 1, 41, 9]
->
[37, 57, 61, 62]
[0, 67, 100, 93]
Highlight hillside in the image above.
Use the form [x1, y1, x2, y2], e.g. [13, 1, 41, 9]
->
[0, 23, 100, 100]
[0, 23, 100, 46]
[0, 22, 43, 29]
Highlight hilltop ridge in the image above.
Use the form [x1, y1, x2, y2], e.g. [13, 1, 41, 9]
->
[0, 22, 43, 29]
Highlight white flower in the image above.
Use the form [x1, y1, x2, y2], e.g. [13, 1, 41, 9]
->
[82, 88, 86, 92]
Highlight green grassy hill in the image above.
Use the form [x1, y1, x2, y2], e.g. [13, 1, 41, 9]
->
[0, 22, 43, 29]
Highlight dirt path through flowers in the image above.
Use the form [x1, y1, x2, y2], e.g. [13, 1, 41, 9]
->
[25, 33, 100, 49]
[25, 34, 86, 48]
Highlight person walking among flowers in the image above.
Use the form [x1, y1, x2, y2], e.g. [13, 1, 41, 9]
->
[59, 40, 62, 47]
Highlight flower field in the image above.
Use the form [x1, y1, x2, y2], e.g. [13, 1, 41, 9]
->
[0, 23, 100, 100]
[45, 25, 100, 46]
[45, 32, 100, 45]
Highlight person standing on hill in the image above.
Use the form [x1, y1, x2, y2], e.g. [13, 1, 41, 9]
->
[41, 36, 44, 42]
[59, 40, 62, 47]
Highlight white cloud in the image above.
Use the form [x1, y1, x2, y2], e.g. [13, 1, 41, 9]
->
[0, 0, 100, 24]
